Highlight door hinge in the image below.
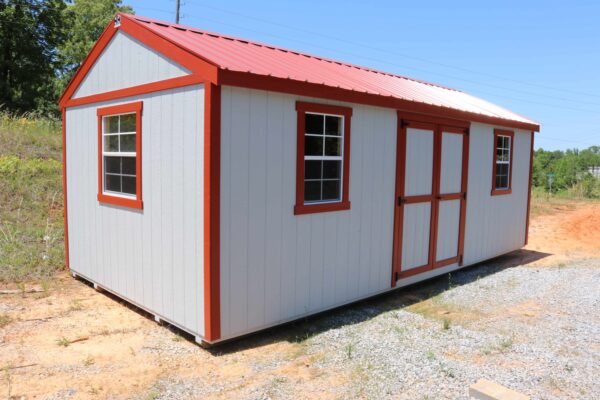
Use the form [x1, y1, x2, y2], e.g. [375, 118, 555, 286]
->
[461, 192, 467, 200]
[394, 271, 399, 281]
[464, 128, 470, 135]
[459, 254, 464, 265]
[398, 196, 406, 206]
[400, 119, 409, 129]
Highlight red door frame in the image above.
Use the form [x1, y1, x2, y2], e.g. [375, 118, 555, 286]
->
[391, 112, 470, 286]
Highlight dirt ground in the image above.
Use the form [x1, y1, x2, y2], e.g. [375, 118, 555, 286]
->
[1, 201, 599, 399]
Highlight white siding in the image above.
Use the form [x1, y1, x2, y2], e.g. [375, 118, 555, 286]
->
[73, 31, 190, 99]
[66, 85, 205, 337]
[219, 86, 397, 340]
[463, 124, 532, 264]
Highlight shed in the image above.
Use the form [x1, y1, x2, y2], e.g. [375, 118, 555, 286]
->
[60, 13, 540, 345]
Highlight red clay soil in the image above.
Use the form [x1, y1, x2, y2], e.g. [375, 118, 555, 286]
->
[525, 202, 600, 265]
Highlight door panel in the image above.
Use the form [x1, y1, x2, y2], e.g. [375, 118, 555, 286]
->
[435, 199, 461, 261]
[401, 203, 431, 270]
[405, 128, 434, 196]
[439, 132, 463, 194]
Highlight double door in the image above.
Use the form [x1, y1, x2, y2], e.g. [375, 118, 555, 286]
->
[392, 117, 469, 282]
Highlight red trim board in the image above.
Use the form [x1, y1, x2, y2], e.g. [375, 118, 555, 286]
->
[96, 101, 144, 210]
[294, 101, 352, 215]
[65, 74, 204, 108]
[525, 132, 535, 245]
[62, 109, 70, 270]
[204, 83, 221, 342]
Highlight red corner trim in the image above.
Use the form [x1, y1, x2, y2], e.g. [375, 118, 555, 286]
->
[204, 83, 221, 342]
[294, 101, 352, 215]
[62, 108, 70, 270]
[59, 13, 219, 108]
[525, 131, 535, 245]
[491, 129, 515, 196]
[96, 101, 144, 210]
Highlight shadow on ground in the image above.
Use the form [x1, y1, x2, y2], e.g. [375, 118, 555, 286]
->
[75, 249, 550, 355]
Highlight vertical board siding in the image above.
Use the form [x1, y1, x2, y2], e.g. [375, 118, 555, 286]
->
[66, 85, 205, 337]
[463, 124, 532, 265]
[73, 31, 190, 99]
[220, 86, 397, 339]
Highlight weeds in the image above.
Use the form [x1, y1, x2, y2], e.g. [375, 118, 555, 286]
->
[0, 314, 12, 328]
[498, 337, 514, 353]
[83, 355, 95, 366]
[0, 111, 64, 284]
[56, 337, 70, 347]
[346, 342, 355, 359]
[442, 318, 451, 330]
[69, 299, 84, 311]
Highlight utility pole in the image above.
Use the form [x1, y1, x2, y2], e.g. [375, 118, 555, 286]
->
[175, 0, 180, 24]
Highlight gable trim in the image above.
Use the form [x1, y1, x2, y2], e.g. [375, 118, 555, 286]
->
[59, 13, 219, 108]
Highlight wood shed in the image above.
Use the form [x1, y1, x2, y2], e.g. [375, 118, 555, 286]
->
[59, 13, 540, 345]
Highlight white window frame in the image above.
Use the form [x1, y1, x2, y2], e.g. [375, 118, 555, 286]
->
[303, 111, 345, 205]
[495, 134, 511, 190]
[102, 112, 137, 199]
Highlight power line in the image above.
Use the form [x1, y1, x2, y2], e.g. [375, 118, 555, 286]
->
[140, 8, 600, 116]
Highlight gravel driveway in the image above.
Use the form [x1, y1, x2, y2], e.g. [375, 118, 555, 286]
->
[142, 257, 600, 400]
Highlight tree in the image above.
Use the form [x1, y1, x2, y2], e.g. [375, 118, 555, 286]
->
[0, 0, 67, 115]
[58, 0, 133, 89]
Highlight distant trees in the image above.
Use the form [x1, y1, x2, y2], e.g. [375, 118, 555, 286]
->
[533, 146, 600, 198]
[0, 0, 67, 114]
[0, 0, 133, 117]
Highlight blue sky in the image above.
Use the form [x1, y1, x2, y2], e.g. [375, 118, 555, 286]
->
[126, 0, 600, 150]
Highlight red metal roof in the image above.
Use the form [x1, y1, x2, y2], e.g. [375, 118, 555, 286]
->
[127, 14, 539, 129]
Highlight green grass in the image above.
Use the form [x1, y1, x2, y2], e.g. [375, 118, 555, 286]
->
[0, 111, 64, 283]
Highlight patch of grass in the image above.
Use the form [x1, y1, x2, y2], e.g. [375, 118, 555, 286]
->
[56, 337, 70, 347]
[498, 337, 514, 353]
[69, 299, 84, 311]
[83, 355, 95, 366]
[564, 364, 574, 372]
[0, 112, 64, 284]
[0, 314, 12, 328]
[442, 318, 451, 330]
[345, 342, 355, 359]
[426, 350, 436, 361]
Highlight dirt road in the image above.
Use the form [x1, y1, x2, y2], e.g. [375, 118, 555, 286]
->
[1, 201, 599, 399]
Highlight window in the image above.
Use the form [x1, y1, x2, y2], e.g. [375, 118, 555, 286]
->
[97, 101, 143, 209]
[295, 102, 352, 215]
[491, 129, 514, 195]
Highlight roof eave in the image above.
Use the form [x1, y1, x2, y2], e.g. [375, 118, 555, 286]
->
[219, 69, 540, 132]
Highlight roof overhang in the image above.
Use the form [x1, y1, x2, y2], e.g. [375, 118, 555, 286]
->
[60, 14, 540, 133]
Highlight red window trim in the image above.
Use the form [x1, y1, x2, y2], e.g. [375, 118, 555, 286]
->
[294, 101, 352, 215]
[96, 101, 144, 209]
[491, 129, 514, 196]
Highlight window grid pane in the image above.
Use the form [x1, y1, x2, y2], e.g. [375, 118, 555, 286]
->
[303, 112, 344, 203]
[495, 135, 511, 190]
[102, 113, 137, 197]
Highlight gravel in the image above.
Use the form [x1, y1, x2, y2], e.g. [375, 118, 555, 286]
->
[137, 258, 600, 400]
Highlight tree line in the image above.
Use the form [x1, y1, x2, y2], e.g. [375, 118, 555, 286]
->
[533, 146, 600, 198]
[0, 0, 133, 117]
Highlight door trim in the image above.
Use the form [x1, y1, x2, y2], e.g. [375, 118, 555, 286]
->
[391, 112, 470, 286]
